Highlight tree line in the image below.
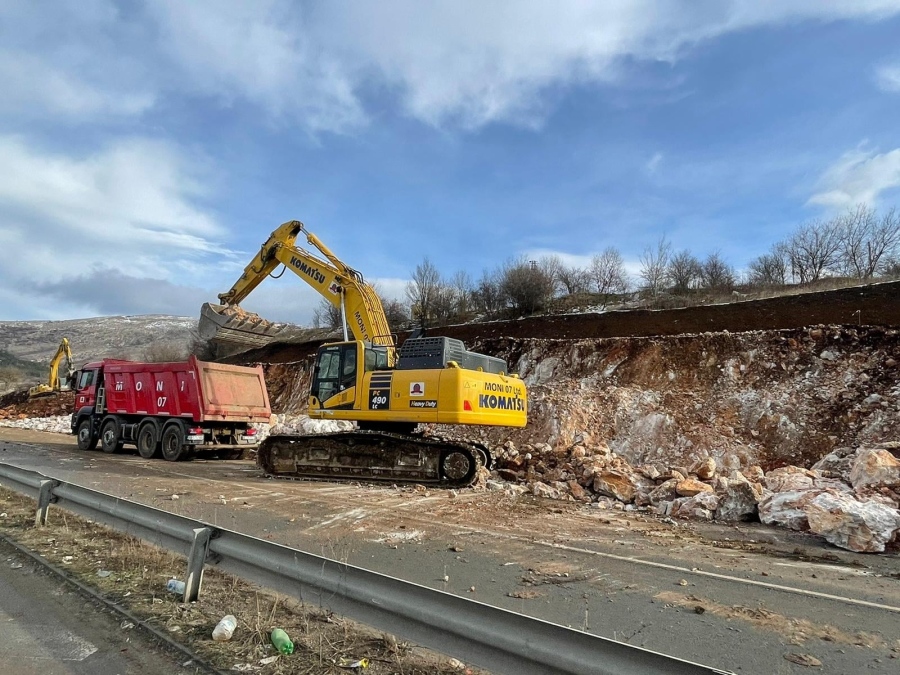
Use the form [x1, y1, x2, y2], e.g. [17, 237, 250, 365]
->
[313, 203, 900, 331]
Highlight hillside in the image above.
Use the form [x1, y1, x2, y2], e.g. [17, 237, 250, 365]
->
[0, 348, 45, 379]
[0, 315, 198, 369]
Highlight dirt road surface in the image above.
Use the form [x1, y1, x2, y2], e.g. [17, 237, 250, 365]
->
[2, 428, 898, 674]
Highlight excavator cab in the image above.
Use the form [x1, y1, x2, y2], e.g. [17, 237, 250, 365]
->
[310, 341, 390, 407]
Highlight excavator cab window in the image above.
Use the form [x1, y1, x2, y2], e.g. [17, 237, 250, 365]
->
[341, 348, 357, 389]
[313, 344, 358, 403]
[364, 346, 389, 372]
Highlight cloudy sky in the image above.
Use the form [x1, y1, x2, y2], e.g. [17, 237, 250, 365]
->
[2, 1, 900, 325]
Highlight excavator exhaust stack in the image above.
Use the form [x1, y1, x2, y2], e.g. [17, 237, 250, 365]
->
[199, 303, 298, 348]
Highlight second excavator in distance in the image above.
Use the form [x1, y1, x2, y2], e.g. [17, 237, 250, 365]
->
[29, 337, 76, 398]
[199, 220, 527, 487]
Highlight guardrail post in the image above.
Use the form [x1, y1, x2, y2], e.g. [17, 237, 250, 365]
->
[184, 527, 214, 602]
[35, 479, 58, 527]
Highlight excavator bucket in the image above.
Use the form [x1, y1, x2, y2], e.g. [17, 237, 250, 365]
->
[198, 303, 298, 348]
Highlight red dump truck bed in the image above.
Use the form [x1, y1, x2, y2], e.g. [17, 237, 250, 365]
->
[100, 355, 271, 423]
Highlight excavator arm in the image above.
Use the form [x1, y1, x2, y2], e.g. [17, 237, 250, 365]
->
[29, 337, 74, 398]
[201, 221, 395, 358]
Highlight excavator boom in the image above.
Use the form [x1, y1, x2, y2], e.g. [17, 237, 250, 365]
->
[199, 220, 393, 356]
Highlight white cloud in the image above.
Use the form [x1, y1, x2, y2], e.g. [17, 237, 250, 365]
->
[0, 52, 154, 119]
[0, 1, 156, 122]
[875, 63, 900, 92]
[306, 1, 900, 130]
[146, 0, 365, 133]
[647, 153, 664, 174]
[8, 1, 899, 133]
[0, 135, 241, 318]
[807, 146, 900, 208]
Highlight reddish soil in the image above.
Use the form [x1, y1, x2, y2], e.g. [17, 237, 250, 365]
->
[228, 280, 900, 365]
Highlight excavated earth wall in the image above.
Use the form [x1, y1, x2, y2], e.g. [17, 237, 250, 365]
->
[261, 325, 900, 473]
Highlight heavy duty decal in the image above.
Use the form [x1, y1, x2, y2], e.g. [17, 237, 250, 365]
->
[409, 400, 437, 408]
[409, 381, 425, 396]
[289, 256, 326, 284]
[368, 372, 392, 410]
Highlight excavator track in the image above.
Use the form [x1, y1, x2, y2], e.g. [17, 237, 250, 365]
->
[257, 430, 491, 488]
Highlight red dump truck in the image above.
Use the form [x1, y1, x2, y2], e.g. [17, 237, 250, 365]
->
[70, 356, 271, 461]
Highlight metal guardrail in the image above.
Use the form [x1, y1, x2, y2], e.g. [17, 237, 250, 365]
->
[0, 462, 731, 675]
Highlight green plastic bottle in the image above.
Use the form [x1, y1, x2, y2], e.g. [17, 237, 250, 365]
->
[270, 628, 294, 655]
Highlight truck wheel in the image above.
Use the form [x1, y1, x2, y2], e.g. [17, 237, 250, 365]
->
[137, 421, 160, 459]
[100, 417, 124, 454]
[76, 420, 98, 451]
[161, 424, 186, 461]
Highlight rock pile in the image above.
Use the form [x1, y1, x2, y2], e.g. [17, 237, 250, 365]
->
[488, 438, 900, 553]
[2, 409, 898, 552]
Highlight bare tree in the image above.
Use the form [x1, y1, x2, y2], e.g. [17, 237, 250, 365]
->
[538, 255, 565, 297]
[666, 250, 701, 294]
[430, 284, 458, 324]
[557, 264, 591, 295]
[380, 297, 408, 332]
[837, 204, 900, 279]
[639, 236, 672, 296]
[881, 254, 900, 278]
[473, 269, 504, 318]
[313, 297, 342, 329]
[589, 247, 629, 298]
[500, 257, 556, 315]
[449, 270, 474, 320]
[748, 243, 789, 287]
[406, 258, 442, 329]
[698, 251, 736, 292]
[786, 219, 842, 283]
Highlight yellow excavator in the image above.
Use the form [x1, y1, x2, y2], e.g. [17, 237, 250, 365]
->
[199, 220, 527, 486]
[29, 337, 75, 398]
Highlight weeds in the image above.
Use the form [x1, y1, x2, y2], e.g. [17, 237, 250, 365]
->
[0, 487, 481, 674]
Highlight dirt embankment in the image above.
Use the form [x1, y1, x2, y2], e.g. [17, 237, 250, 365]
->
[249, 282, 900, 472]
[257, 325, 899, 473]
[230, 280, 900, 365]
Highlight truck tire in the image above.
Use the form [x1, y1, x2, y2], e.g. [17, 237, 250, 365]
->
[76, 419, 98, 451]
[100, 417, 124, 454]
[161, 423, 186, 462]
[137, 420, 160, 459]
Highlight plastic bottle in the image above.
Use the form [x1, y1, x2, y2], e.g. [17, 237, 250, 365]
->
[212, 615, 237, 641]
[270, 628, 294, 655]
[166, 578, 186, 595]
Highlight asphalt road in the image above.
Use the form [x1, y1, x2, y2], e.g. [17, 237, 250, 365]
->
[0, 538, 202, 675]
[1, 428, 899, 674]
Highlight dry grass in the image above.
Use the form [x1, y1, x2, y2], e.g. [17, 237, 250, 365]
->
[0, 487, 481, 674]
